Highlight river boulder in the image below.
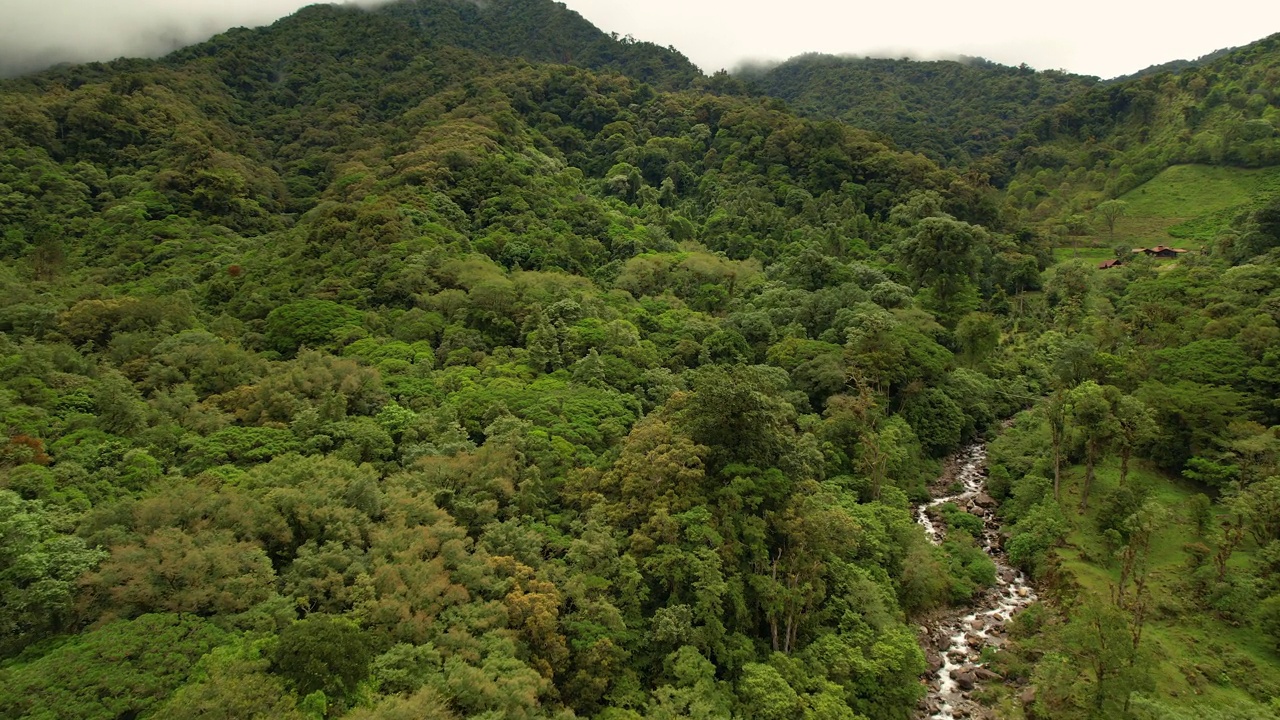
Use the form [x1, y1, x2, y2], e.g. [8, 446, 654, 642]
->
[975, 667, 1002, 681]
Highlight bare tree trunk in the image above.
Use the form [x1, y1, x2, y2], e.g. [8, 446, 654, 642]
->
[1049, 392, 1066, 504]
[783, 612, 794, 655]
[1053, 441, 1062, 504]
[769, 548, 782, 652]
[1080, 443, 1097, 512]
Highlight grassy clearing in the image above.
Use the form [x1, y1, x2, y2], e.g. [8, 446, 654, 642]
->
[1053, 164, 1280, 259]
[1120, 165, 1280, 220]
[1051, 246, 1116, 264]
[1048, 460, 1280, 710]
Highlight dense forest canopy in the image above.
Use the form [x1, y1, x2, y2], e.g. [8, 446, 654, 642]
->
[738, 54, 1097, 176]
[1102, 44, 1240, 85]
[1, 1, 1279, 719]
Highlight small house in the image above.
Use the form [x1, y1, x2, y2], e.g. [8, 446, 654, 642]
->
[1098, 259, 1122, 269]
[1132, 245, 1187, 258]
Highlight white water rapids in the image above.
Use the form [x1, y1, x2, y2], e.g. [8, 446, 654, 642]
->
[915, 443, 1037, 720]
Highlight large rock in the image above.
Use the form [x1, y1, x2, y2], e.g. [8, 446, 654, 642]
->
[954, 670, 977, 691]
[1021, 686, 1037, 705]
[974, 493, 998, 509]
[975, 667, 1002, 681]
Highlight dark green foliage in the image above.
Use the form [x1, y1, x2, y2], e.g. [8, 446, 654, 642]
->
[272, 615, 374, 704]
[743, 54, 1096, 175]
[0, 614, 227, 720]
[901, 388, 967, 457]
[937, 502, 984, 538]
[1095, 482, 1149, 537]
[943, 536, 998, 602]
[3, 2, 1275, 717]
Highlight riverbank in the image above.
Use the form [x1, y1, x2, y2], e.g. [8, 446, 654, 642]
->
[915, 443, 1037, 720]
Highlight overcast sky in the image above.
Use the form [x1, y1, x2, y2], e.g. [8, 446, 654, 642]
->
[2, 0, 1278, 79]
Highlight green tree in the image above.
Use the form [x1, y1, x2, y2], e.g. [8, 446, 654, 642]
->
[272, 615, 375, 706]
[737, 662, 802, 720]
[1045, 389, 1069, 502]
[900, 387, 967, 457]
[1037, 596, 1151, 717]
[954, 312, 1000, 369]
[902, 216, 985, 324]
[1238, 476, 1280, 546]
[0, 614, 228, 720]
[1113, 394, 1156, 486]
[81, 527, 276, 619]
[1095, 199, 1128, 240]
[1067, 381, 1120, 511]
[264, 300, 364, 355]
[160, 637, 305, 720]
[0, 490, 107, 656]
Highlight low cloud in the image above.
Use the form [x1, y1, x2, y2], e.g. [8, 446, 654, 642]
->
[2, 0, 1278, 81]
[0, 1, 389, 77]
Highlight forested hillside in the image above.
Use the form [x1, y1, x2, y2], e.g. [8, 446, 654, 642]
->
[740, 55, 1096, 174]
[0, 1, 1039, 718]
[1, 1, 1279, 719]
[980, 196, 1280, 718]
[1103, 45, 1238, 85]
[1005, 33, 1280, 224]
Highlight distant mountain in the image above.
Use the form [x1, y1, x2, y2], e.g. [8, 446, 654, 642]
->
[739, 54, 1097, 175]
[1104, 45, 1238, 85]
[12, 0, 703, 96]
[1, 0, 708, 211]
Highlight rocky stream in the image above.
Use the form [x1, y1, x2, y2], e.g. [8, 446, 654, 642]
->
[915, 443, 1037, 720]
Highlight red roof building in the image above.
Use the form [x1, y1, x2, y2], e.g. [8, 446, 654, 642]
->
[1132, 245, 1188, 258]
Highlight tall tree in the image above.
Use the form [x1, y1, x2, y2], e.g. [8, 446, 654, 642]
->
[1096, 199, 1128, 240]
[1067, 381, 1120, 512]
[1113, 394, 1156, 486]
[902, 216, 985, 324]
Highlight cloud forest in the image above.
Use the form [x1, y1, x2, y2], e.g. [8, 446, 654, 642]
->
[1, 2, 1279, 719]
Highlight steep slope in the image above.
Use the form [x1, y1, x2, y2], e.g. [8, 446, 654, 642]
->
[2, 0, 706, 214]
[1005, 33, 1280, 224]
[741, 54, 1096, 173]
[3, 4, 1280, 720]
[0, 3, 1046, 719]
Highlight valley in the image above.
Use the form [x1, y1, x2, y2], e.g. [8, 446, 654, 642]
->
[0, 2, 1277, 719]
